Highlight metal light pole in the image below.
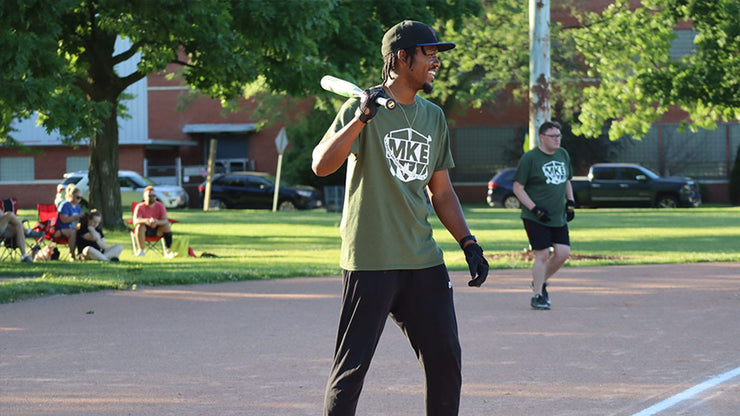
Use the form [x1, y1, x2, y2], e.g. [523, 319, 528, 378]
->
[529, 0, 551, 149]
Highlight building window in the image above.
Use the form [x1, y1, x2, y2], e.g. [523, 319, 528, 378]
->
[66, 156, 88, 173]
[0, 157, 34, 181]
[671, 30, 697, 60]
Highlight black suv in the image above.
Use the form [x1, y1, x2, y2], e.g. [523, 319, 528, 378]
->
[198, 172, 322, 210]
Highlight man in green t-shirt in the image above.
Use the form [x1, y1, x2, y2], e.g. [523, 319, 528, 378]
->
[312, 20, 489, 416]
[513, 121, 575, 310]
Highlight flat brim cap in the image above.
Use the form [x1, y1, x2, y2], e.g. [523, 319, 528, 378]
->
[381, 20, 456, 56]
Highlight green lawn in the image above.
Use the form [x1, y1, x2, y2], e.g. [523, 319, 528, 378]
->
[1, 205, 738, 303]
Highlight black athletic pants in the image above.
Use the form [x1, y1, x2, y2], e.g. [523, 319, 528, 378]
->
[324, 264, 462, 416]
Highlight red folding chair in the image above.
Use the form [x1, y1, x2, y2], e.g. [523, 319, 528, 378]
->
[32, 204, 70, 259]
[128, 202, 179, 256]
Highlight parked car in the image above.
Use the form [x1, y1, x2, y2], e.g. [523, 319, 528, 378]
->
[59, 170, 189, 209]
[571, 163, 702, 208]
[198, 172, 322, 211]
[486, 168, 521, 209]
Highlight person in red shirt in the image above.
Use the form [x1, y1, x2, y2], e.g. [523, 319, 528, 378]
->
[133, 186, 175, 258]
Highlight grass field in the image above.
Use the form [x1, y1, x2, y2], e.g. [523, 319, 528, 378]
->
[1, 205, 738, 303]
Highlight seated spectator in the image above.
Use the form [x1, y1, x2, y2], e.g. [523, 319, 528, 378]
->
[76, 210, 123, 262]
[133, 186, 176, 258]
[56, 184, 82, 260]
[0, 203, 32, 263]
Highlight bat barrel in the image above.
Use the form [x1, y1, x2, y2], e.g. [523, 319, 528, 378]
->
[321, 75, 396, 110]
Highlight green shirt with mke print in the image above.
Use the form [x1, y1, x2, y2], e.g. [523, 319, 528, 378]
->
[513, 147, 572, 227]
[320, 95, 454, 271]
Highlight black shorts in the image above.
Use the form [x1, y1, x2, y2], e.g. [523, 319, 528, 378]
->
[145, 225, 159, 237]
[523, 219, 570, 251]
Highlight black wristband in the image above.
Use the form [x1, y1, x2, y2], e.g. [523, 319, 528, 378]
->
[459, 235, 477, 249]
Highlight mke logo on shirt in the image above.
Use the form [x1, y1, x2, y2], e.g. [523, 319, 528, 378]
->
[542, 160, 567, 184]
[384, 128, 431, 182]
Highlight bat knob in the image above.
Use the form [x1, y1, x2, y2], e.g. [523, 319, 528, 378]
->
[377, 97, 396, 110]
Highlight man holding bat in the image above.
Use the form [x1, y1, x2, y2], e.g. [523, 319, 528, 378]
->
[313, 20, 489, 415]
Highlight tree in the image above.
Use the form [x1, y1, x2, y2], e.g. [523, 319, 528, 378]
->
[236, 0, 483, 193]
[315, 0, 582, 119]
[1, 0, 480, 228]
[293, 0, 583, 133]
[1, 0, 336, 227]
[570, 0, 740, 140]
[280, 1, 739, 187]
[432, 0, 533, 116]
[277, 0, 583, 187]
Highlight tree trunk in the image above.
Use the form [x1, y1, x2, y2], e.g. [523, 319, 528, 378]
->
[89, 101, 124, 230]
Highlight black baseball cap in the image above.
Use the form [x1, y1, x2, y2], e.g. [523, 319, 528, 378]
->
[381, 20, 456, 57]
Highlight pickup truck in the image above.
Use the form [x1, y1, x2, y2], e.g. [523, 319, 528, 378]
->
[571, 163, 702, 208]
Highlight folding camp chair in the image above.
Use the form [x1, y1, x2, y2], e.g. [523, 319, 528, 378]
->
[1, 198, 46, 261]
[32, 204, 70, 259]
[128, 202, 179, 256]
[0, 197, 27, 261]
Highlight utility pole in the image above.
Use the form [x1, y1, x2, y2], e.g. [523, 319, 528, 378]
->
[203, 138, 217, 211]
[529, 0, 551, 149]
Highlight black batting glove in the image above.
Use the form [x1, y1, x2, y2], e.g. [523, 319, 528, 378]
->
[463, 243, 489, 287]
[531, 205, 551, 223]
[566, 200, 575, 222]
[357, 86, 387, 123]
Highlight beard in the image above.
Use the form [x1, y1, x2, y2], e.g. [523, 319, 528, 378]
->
[422, 81, 433, 94]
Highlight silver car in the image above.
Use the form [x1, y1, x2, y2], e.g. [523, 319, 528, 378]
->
[59, 170, 189, 208]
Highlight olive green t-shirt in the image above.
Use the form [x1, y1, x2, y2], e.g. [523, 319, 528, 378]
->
[320, 95, 454, 270]
[513, 147, 572, 227]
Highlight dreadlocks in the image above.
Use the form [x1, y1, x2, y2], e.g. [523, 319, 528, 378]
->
[382, 46, 417, 83]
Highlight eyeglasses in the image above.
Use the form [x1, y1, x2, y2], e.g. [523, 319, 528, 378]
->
[541, 133, 562, 139]
[74, 195, 82, 200]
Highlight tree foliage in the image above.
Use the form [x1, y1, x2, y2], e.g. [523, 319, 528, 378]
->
[0, 0, 479, 227]
[5, 0, 737, 218]
[244, 0, 483, 190]
[571, 0, 740, 140]
[432, 0, 532, 115]
[300, 0, 580, 118]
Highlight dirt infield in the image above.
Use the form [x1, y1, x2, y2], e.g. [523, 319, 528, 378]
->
[1, 263, 738, 415]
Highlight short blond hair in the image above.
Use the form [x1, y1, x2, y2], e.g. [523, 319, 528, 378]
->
[65, 184, 80, 201]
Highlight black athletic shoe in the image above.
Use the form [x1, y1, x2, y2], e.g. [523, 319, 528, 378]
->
[530, 281, 551, 306]
[542, 282, 550, 305]
[530, 294, 550, 310]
